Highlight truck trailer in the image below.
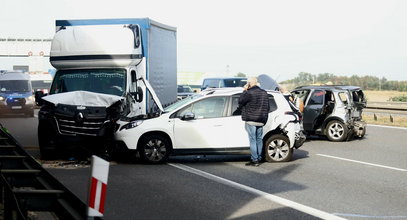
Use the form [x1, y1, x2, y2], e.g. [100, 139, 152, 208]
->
[36, 18, 177, 159]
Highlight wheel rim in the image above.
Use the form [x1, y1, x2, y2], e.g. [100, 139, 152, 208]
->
[143, 138, 167, 162]
[267, 139, 290, 161]
[328, 122, 345, 140]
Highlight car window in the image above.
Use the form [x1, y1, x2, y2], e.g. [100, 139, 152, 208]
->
[292, 89, 310, 103]
[338, 92, 348, 104]
[352, 90, 365, 102]
[177, 96, 227, 119]
[224, 79, 247, 87]
[269, 95, 278, 112]
[308, 90, 325, 105]
[202, 79, 220, 89]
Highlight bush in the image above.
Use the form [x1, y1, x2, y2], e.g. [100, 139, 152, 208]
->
[389, 95, 407, 102]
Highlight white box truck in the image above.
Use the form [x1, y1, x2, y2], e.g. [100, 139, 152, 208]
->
[36, 18, 177, 159]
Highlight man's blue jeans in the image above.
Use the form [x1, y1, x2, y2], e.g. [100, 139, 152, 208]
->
[245, 123, 263, 162]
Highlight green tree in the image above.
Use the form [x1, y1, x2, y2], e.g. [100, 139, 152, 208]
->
[235, 72, 246, 77]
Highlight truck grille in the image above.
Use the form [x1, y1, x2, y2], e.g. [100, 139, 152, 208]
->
[6, 97, 26, 107]
[54, 104, 109, 136]
[55, 114, 108, 136]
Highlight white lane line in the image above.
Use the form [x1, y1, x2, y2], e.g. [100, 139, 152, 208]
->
[169, 163, 346, 220]
[333, 213, 407, 219]
[367, 124, 407, 130]
[316, 154, 407, 172]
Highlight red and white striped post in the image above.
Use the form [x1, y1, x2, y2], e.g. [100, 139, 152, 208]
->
[87, 155, 109, 218]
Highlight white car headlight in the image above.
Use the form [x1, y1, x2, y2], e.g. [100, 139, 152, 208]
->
[27, 95, 35, 101]
[120, 120, 144, 130]
[0, 96, 4, 101]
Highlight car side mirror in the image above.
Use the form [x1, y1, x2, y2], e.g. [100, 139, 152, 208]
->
[34, 91, 46, 106]
[181, 112, 195, 121]
[131, 86, 143, 102]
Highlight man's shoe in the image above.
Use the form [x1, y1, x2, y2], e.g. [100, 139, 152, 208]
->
[245, 161, 255, 166]
[245, 161, 260, 166]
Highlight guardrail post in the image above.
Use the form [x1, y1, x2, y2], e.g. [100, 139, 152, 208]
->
[87, 155, 109, 219]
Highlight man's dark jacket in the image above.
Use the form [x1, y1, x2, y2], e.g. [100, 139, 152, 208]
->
[238, 86, 270, 124]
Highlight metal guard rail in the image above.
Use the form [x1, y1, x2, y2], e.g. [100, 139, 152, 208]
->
[0, 123, 101, 220]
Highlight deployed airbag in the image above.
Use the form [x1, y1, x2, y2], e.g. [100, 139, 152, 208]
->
[42, 90, 123, 107]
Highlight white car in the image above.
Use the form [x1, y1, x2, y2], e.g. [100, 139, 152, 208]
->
[115, 88, 305, 164]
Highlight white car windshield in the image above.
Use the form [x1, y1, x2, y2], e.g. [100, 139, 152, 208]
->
[164, 94, 202, 112]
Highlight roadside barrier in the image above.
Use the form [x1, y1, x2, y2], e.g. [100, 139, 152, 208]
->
[0, 123, 102, 220]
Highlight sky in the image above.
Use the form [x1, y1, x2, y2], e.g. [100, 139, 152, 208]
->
[1, 0, 407, 81]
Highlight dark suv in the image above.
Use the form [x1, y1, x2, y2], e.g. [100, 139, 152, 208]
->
[292, 85, 366, 141]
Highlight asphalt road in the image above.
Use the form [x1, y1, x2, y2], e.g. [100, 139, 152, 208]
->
[1, 111, 407, 220]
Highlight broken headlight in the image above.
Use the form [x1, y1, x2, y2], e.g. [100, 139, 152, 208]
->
[120, 120, 143, 130]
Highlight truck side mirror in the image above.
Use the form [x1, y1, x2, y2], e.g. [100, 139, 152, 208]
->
[131, 86, 143, 102]
[34, 91, 46, 106]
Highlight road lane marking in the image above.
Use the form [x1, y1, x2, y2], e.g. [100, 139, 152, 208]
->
[316, 154, 407, 172]
[333, 213, 407, 219]
[368, 124, 407, 130]
[169, 163, 346, 220]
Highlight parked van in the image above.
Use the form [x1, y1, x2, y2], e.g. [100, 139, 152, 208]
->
[0, 71, 34, 117]
[201, 77, 247, 90]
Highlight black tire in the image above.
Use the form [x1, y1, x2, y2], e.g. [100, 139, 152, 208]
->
[139, 135, 171, 164]
[38, 122, 58, 160]
[325, 120, 348, 142]
[264, 134, 293, 162]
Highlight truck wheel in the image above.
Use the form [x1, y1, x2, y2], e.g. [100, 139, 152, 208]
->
[264, 134, 293, 162]
[139, 135, 170, 164]
[326, 120, 348, 142]
[38, 123, 58, 160]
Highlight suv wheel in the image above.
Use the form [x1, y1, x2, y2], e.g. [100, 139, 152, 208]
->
[264, 134, 293, 162]
[139, 135, 171, 164]
[326, 120, 348, 142]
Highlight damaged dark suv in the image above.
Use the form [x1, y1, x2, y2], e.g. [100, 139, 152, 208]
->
[292, 85, 366, 141]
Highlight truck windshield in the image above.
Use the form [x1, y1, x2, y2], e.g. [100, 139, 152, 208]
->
[0, 80, 31, 93]
[50, 69, 126, 96]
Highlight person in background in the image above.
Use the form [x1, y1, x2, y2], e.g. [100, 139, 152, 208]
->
[238, 77, 270, 167]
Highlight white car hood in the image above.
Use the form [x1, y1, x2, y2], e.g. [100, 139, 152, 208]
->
[42, 91, 123, 107]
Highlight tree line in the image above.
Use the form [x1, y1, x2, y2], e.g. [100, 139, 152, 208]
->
[281, 72, 407, 91]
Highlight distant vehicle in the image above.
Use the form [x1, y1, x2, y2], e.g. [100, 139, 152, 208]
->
[177, 85, 194, 100]
[30, 73, 53, 94]
[292, 85, 366, 141]
[115, 88, 306, 164]
[201, 77, 247, 90]
[0, 71, 35, 117]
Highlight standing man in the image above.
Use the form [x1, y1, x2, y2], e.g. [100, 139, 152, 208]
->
[239, 77, 270, 166]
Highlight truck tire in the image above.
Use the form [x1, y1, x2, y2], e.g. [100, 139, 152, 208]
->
[38, 122, 58, 160]
[264, 134, 293, 162]
[139, 135, 171, 164]
[326, 120, 348, 142]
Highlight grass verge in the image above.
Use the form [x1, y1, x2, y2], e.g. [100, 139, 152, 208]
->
[363, 113, 407, 127]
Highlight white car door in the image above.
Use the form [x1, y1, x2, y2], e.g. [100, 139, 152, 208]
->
[223, 95, 249, 148]
[173, 96, 230, 149]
